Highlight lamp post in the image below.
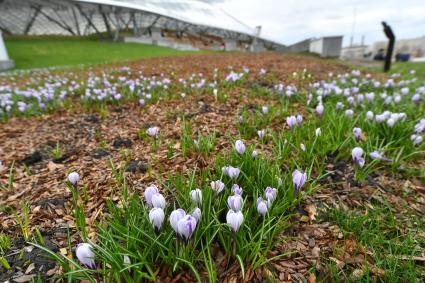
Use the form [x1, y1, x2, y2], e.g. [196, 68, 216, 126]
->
[0, 31, 15, 70]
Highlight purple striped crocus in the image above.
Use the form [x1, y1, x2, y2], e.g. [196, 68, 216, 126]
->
[177, 215, 197, 243]
[352, 147, 365, 168]
[292, 170, 307, 194]
[75, 243, 96, 269]
[149, 207, 165, 234]
[226, 210, 244, 232]
[227, 195, 243, 211]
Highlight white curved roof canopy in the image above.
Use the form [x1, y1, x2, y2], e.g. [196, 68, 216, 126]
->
[77, 0, 257, 37]
[0, 0, 284, 46]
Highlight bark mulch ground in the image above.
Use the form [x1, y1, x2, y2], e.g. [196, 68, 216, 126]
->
[1, 53, 423, 282]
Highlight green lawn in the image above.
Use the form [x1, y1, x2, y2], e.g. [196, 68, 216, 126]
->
[387, 61, 425, 79]
[4, 36, 204, 70]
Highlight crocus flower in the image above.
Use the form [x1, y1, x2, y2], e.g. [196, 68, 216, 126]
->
[151, 193, 166, 209]
[75, 243, 96, 269]
[227, 195, 243, 211]
[235, 140, 246, 154]
[256, 197, 268, 216]
[300, 143, 306, 151]
[149, 207, 165, 234]
[226, 210, 244, 232]
[170, 208, 186, 234]
[252, 150, 258, 159]
[387, 118, 395, 127]
[68, 172, 79, 187]
[211, 180, 225, 195]
[189, 189, 202, 205]
[296, 115, 303, 126]
[316, 104, 324, 119]
[231, 184, 243, 195]
[292, 170, 307, 194]
[352, 147, 365, 168]
[286, 115, 297, 129]
[336, 102, 344, 110]
[415, 119, 425, 133]
[191, 208, 202, 221]
[177, 215, 197, 243]
[411, 134, 423, 146]
[261, 106, 268, 115]
[257, 129, 265, 139]
[353, 127, 362, 141]
[222, 166, 240, 179]
[265, 187, 277, 203]
[315, 128, 322, 137]
[146, 126, 159, 138]
[144, 185, 159, 207]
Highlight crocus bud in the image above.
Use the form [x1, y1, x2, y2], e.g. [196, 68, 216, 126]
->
[170, 208, 186, 234]
[345, 109, 354, 119]
[352, 147, 365, 168]
[151, 193, 166, 209]
[315, 128, 321, 137]
[292, 170, 307, 194]
[300, 143, 306, 151]
[336, 102, 344, 110]
[226, 210, 244, 232]
[235, 140, 246, 155]
[211, 180, 225, 195]
[231, 184, 243, 195]
[256, 197, 268, 216]
[261, 106, 268, 115]
[123, 255, 131, 266]
[316, 104, 324, 119]
[149, 207, 165, 234]
[353, 127, 362, 141]
[265, 187, 277, 203]
[366, 111, 374, 121]
[75, 243, 96, 269]
[257, 129, 265, 139]
[191, 208, 202, 221]
[252, 150, 258, 159]
[68, 172, 79, 186]
[227, 195, 243, 211]
[177, 215, 197, 243]
[144, 185, 159, 207]
[412, 93, 420, 104]
[277, 177, 283, 187]
[189, 189, 202, 206]
[369, 151, 391, 162]
[146, 126, 159, 138]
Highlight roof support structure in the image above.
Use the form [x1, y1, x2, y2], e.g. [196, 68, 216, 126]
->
[77, 5, 101, 35]
[38, 8, 76, 35]
[24, 5, 41, 35]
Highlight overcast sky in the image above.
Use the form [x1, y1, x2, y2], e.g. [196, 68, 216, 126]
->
[213, 0, 425, 46]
